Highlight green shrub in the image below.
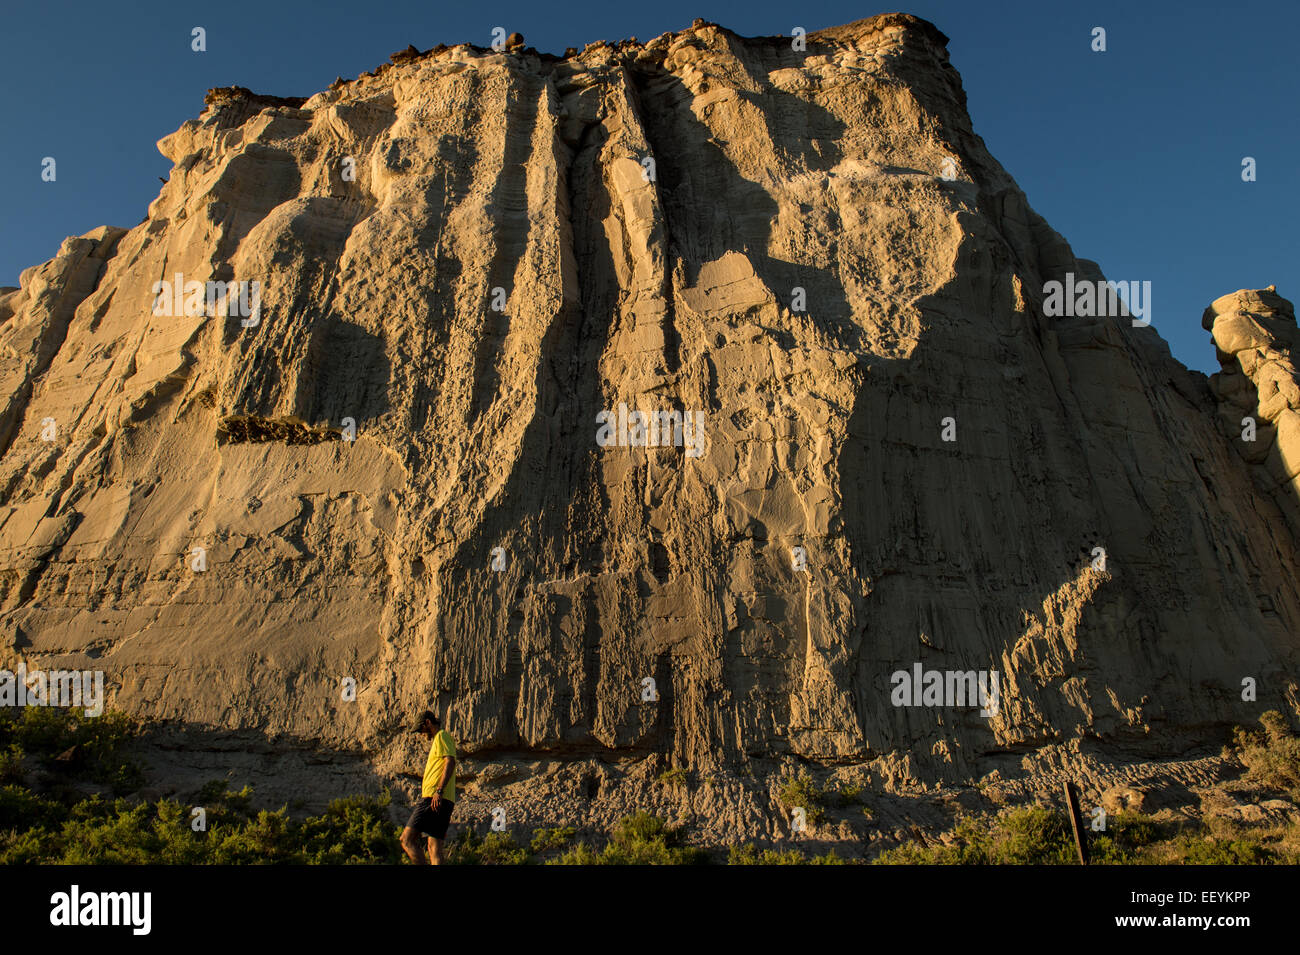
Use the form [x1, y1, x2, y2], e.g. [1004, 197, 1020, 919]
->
[194, 780, 255, 821]
[445, 825, 482, 864]
[727, 843, 850, 864]
[549, 842, 601, 865]
[530, 826, 575, 853]
[478, 832, 529, 865]
[1233, 711, 1300, 798]
[546, 813, 709, 865]
[776, 772, 819, 810]
[445, 826, 528, 865]
[606, 812, 708, 864]
[0, 707, 141, 791]
[809, 849, 849, 864]
[151, 800, 207, 865]
[834, 783, 863, 808]
[656, 767, 688, 788]
[874, 807, 1076, 865]
[775, 772, 865, 820]
[299, 793, 401, 865]
[775, 772, 826, 825]
[729, 844, 801, 864]
[59, 798, 160, 864]
[0, 744, 24, 785]
[208, 808, 298, 864]
[994, 806, 1076, 864]
[612, 811, 668, 844]
[870, 804, 1287, 866]
[0, 784, 60, 832]
[1168, 835, 1277, 865]
[0, 826, 50, 864]
[1089, 811, 1167, 864]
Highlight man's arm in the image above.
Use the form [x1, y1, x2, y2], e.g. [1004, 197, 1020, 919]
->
[434, 756, 456, 807]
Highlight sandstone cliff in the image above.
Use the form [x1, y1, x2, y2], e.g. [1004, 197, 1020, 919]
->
[1, 13, 1297, 842]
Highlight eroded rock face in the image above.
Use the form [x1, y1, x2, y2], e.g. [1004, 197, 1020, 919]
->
[1204, 288, 1300, 531]
[1, 14, 1297, 834]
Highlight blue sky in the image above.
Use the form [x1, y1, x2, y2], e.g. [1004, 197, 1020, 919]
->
[2, 0, 1295, 374]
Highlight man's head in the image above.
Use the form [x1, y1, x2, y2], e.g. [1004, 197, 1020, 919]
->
[412, 709, 440, 738]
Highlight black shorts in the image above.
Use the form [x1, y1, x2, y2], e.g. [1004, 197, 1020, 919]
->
[406, 797, 454, 840]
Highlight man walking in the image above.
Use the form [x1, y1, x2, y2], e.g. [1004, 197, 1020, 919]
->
[401, 709, 457, 865]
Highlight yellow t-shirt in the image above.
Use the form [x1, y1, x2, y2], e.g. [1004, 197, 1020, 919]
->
[421, 729, 456, 801]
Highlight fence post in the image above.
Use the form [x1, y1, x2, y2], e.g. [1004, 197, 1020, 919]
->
[1063, 781, 1090, 865]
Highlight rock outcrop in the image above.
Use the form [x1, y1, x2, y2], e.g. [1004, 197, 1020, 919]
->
[1205, 287, 1300, 533]
[1, 13, 1297, 840]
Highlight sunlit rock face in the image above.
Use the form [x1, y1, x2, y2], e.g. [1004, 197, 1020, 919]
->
[1, 13, 1296, 837]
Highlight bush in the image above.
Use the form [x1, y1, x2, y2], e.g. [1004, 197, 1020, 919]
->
[478, 832, 529, 865]
[776, 772, 825, 825]
[829, 783, 863, 808]
[59, 798, 161, 864]
[0, 784, 60, 832]
[447, 827, 529, 865]
[1167, 835, 1277, 865]
[0, 744, 24, 785]
[208, 809, 298, 864]
[656, 768, 688, 788]
[775, 772, 865, 821]
[0, 826, 49, 864]
[299, 793, 402, 865]
[194, 780, 255, 820]
[546, 813, 709, 865]
[995, 806, 1077, 864]
[550, 842, 602, 865]
[530, 826, 575, 853]
[0, 707, 141, 792]
[607, 812, 709, 864]
[875, 807, 1076, 865]
[611, 811, 668, 844]
[776, 772, 819, 810]
[1232, 711, 1300, 798]
[1089, 811, 1167, 864]
[727, 844, 849, 865]
[871, 803, 1295, 866]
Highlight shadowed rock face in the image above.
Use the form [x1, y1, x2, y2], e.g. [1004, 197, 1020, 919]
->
[0, 13, 1297, 836]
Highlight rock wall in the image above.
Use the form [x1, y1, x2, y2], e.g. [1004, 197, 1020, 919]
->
[1, 14, 1297, 829]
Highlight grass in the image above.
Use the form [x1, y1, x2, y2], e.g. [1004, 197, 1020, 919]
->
[0, 776, 407, 865]
[448, 828, 530, 865]
[727, 844, 848, 865]
[0, 707, 405, 864]
[0, 708, 720, 865]
[3, 705, 1297, 864]
[529, 825, 576, 853]
[873, 804, 1298, 865]
[550, 812, 711, 865]
[446, 813, 712, 865]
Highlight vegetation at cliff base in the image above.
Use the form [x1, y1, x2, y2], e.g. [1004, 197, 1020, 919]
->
[2, 706, 1297, 864]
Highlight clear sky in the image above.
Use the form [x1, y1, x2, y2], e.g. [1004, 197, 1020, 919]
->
[2, 0, 1295, 375]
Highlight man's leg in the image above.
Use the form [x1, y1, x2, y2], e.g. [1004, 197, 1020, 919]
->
[427, 836, 445, 866]
[401, 827, 428, 865]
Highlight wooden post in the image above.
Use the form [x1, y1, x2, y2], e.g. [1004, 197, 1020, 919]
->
[1063, 781, 1090, 865]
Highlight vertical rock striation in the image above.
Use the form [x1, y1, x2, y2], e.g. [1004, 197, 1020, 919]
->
[0, 14, 1296, 834]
